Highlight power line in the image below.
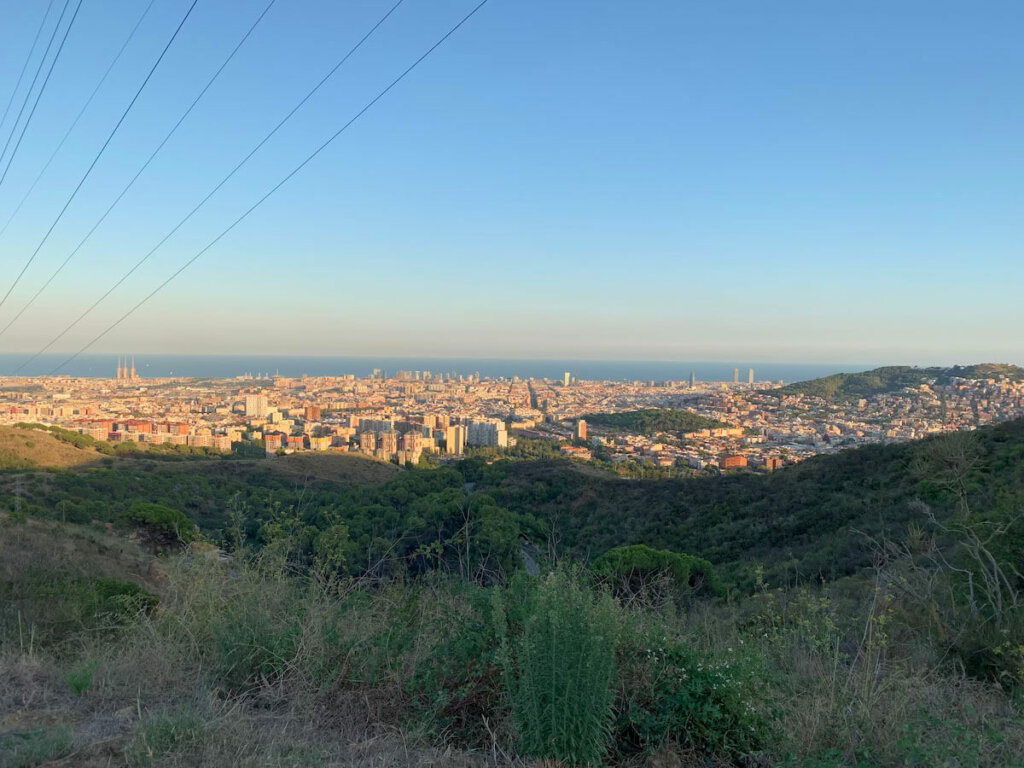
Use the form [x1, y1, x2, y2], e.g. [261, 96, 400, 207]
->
[0, 0, 200, 314]
[0, 0, 72, 177]
[0, 0, 55, 137]
[0, 0, 158, 244]
[45, 0, 492, 376]
[0, 0, 277, 337]
[9, 0, 408, 366]
[0, 0, 86, 192]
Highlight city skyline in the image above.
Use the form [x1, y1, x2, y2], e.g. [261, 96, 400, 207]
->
[5, 352, 1024, 384]
[0, 1, 1020, 362]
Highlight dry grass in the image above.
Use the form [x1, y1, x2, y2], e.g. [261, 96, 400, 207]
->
[0, 515, 158, 592]
[0, 425, 103, 469]
[0, 650, 526, 768]
[3, 521, 1022, 767]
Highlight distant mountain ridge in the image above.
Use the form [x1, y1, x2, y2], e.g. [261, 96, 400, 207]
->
[777, 363, 1024, 401]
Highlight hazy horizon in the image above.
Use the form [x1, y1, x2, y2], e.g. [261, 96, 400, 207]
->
[3, 352, 1022, 383]
[0, 1, 1021, 364]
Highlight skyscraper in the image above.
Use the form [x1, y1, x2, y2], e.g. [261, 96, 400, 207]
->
[466, 419, 509, 448]
[748, 368, 755, 385]
[733, 367, 739, 384]
[244, 394, 268, 418]
[574, 419, 587, 442]
[563, 371, 571, 387]
[445, 425, 466, 455]
[689, 370, 696, 388]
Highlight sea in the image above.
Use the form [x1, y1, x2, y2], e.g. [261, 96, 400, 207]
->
[0, 354, 869, 384]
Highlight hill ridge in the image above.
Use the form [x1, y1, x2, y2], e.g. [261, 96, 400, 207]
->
[777, 362, 1024, 401]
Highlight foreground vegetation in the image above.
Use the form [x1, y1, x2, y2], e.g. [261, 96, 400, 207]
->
[1, 421, 1023, 765]
[2, 500, 1023, 766]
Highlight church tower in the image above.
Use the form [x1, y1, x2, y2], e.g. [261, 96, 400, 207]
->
[116, 356, 123, 381]
[130, 356, 136, 381]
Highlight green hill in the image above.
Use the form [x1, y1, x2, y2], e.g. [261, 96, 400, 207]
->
[778, 362, 1024, 401]
[581, 408, 727, 435]
[4, 415, 1023, 589]
[466, 418, 1024, 585]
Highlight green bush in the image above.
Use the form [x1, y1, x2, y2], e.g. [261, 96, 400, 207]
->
[593, 544, 724, 603]
[408, 583, 505, 745]
[495, 567, 620, 766]
[613, 628, 772, 761]
[63, 658, 97, 695]
[208, 580, 303, 690]
[92, 577, 160, 619]
[124, 502, 198, 545]
[300, 586, 418, 690]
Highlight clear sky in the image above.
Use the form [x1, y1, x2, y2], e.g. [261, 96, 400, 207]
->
[0, 0, 1020, 366]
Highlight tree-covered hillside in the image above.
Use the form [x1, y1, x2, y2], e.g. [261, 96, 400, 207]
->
[466, 418, 1024, 584]
[777, 363, 1024, 401]
[4, 418, 1023, 588]
[581, 408, 726, 435]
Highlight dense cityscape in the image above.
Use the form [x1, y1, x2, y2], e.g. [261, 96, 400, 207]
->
[2, 357, 1023, 474]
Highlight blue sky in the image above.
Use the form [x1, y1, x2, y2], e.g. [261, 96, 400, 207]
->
[0, 0, 1020, 365]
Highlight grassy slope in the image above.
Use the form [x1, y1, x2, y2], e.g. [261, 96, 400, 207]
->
[0, 426, 105, 469]
[0, 515, 157, 591]
[0, 520, 495, 767]
[1, 520, 1021, 767]
[2, 426, 1023, 765]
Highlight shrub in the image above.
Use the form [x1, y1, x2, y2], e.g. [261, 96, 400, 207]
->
[208, 576, 304, 690]
[613, 628, 773, 761]
[92, 577, 160, 620]
[124, 502, 198, 546]
[63, 658, 97, 695]
[495, 567, 620, 766]
[593, 544, 724, 604]
[408, 582, 505, 745]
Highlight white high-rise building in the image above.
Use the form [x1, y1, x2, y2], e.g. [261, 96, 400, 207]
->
[445, 425, 467, 455]
[563, 371, 571, 387]
[244, 394, 268, 418]
[466, 419, 508, 448]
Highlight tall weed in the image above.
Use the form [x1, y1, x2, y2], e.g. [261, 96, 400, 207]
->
[495, 567, 620, 766]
